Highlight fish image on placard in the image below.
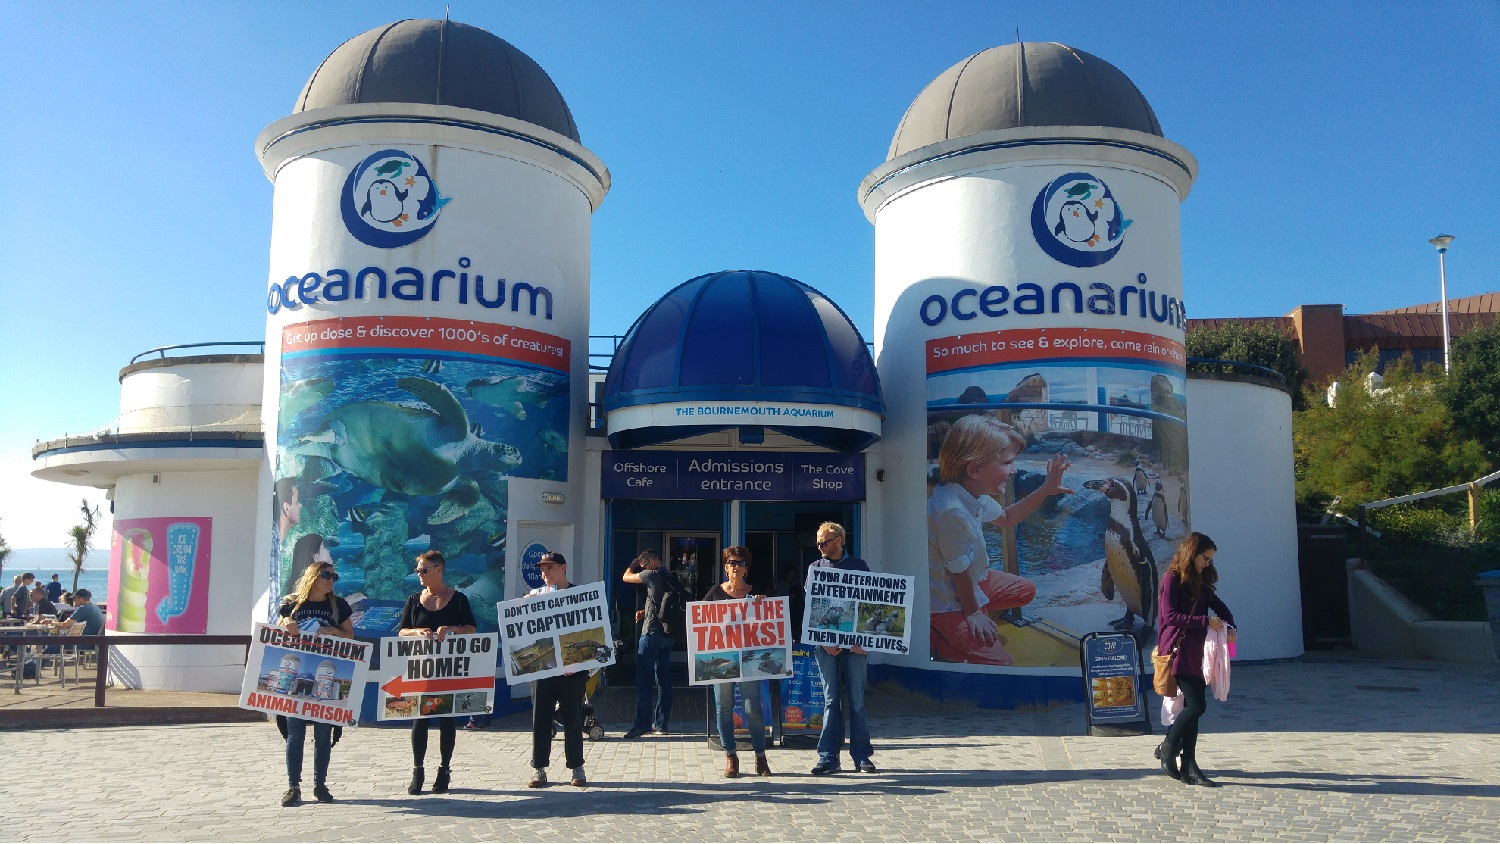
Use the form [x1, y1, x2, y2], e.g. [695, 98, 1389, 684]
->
[118, 528, 152, 633]
[156, 522, 200, 624]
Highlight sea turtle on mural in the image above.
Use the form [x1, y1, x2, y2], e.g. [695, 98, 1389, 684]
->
[537, 428, 567, 453]
[294, 376, 520, 498]
[466, 374, 567, 421]
[278, 378, 334, 431]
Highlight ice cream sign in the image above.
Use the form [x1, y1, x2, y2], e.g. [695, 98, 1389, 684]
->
[107, 517, 213, 634]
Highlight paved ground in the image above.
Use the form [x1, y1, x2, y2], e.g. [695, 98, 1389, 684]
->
[2, 653, 1497, 842]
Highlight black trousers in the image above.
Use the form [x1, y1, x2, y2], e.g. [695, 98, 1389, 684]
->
[531, 673, 587, 770]
[1165, 674, 1208, 762]
[411, 715, 458, 767]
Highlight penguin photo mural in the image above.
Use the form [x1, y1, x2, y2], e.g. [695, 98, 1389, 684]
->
[1149, 481, 1168, 538]
[360, 178, 409, 225]
[1133, 460, 1151, 516]
[1084, 477, 1158, 635]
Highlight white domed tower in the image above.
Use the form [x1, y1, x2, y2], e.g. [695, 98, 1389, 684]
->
[860, 43, 1197, 691]
[254, 20, 608, 627]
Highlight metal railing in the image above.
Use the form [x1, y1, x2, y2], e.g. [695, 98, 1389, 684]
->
[3, 634, 252, 705]
[129, 342, 265, 365]
[1185, 357, 1287, 384]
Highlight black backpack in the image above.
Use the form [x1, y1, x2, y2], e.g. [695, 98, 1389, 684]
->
[657, 571, 691, 635]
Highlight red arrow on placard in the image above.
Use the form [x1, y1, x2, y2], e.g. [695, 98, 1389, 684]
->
[381, 674, 494, 698]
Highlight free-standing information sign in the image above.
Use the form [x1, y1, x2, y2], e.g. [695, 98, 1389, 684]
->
[498, 583, 614, 683]
[802, 569, 914, 654]
[687, 597, 793, 685]
[239, 623, 371, 727]
[376, 633, 499, 721]
[1079, 631, 1151, 736]
[778, 645, 827, 741]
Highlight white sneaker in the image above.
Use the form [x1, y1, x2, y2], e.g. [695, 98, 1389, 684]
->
[527, 768, 547, 788]
[570, 766, 587, 787]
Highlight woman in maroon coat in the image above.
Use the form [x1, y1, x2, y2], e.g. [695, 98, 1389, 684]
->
[1155, 532, 1236, 787]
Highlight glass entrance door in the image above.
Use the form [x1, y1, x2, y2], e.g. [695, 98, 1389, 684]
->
[664, 532, 721, 600]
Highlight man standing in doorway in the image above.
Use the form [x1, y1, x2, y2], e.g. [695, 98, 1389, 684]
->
[809, 522, 876, 775]
[621, 549, 673, 738]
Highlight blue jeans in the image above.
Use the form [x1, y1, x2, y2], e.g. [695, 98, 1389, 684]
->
[814, 648, 871, 766]
[632, 632, 673, 732]
[285, 717, 333, 788]
[713, 680, 766, 754]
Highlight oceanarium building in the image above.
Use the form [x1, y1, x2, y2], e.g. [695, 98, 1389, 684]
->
[32, 21, 1301, 708]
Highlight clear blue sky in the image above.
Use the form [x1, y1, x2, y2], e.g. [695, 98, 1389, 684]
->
[1, 1, 1496, 549]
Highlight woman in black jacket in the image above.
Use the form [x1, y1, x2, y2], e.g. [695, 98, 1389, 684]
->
[398, 550, 477, 794]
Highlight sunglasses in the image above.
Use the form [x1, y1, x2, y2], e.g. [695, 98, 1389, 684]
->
[317, 570, 339, 582]
[415, 567, 439, 575]
[816, 538, 837, 547]
[725, 559, 748, 568]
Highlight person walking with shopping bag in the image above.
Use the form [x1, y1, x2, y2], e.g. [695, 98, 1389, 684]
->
[1155, 532, 1236, 787]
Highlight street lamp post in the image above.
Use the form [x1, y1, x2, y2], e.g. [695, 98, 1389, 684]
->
[1429, 234, 1455, 372]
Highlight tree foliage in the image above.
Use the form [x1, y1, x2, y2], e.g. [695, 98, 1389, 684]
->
[66, 499, 101, 594]
[1293, 350, 1489, 508]
[1186, 321, 1308, 408]
[1443, 321, 1500, 459]
[0, 519, 11, 583]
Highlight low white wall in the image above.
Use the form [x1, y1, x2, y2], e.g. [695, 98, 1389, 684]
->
[1348, 566, 1498, 663]
[118, 359, 262, 432]
[109, 467, 260, 692]
[1185, 375, 1303, 660]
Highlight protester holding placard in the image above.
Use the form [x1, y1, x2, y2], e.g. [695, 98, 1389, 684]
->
[808, 522, 875, 776]
[526, 551, 589, 788]
[398, 550, 477, 795]
[702, 546, 773, 778]
[276, 560, 354, 807]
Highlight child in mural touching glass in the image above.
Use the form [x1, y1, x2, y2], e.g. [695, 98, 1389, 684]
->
[928, 415, 1072, 665]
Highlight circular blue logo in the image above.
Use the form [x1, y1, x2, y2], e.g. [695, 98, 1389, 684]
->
[520, 542, 549, 591]
[1030, 172, 1131, 267]
[339, 149, 451, 248]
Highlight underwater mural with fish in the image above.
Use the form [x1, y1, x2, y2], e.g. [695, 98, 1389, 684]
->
[272, 316, 570, 632]
[925, 326, 1189, 668]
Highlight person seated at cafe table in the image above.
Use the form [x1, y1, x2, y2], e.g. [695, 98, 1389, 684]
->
[29, 587, 58, 621]
[57, 590, 104, 635]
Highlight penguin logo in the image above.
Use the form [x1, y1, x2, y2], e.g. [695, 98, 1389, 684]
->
[1030, 172, 1131, 267]
[340, 149, 452, 248]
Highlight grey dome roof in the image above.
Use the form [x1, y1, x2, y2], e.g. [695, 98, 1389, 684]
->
[888, 42, 1161, 160]
[295, 19, 579, 142]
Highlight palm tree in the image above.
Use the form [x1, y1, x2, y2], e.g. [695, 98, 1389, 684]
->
[66, 500, 101, 593]
[0, 518, 11, 585]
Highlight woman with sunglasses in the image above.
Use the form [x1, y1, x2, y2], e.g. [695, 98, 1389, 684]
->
[398, 550, 477, 795]
[1156, 532, 1237, 787]
[704, 546, 773, 778]
[275, 545, 354, 807]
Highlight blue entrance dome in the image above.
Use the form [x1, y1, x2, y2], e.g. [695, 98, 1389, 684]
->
[602, 270, 883, 451]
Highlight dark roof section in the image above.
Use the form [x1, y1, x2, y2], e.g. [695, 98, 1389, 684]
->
[1345, 313, 1498, 350]
[602, 270, 883, 451]
[295, 19, 580, 142]
[1370, 292, 1500, 316]
[889, 42, 1161, 160]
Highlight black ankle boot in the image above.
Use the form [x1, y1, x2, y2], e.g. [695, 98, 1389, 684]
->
[1181, 758, 1219, 787]
[407, 766, 424, 795]
[1155, 741, 1181, 780]
[433, 766, 451, 793]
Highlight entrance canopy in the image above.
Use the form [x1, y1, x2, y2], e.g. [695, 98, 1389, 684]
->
[601, 270, 883, 451]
